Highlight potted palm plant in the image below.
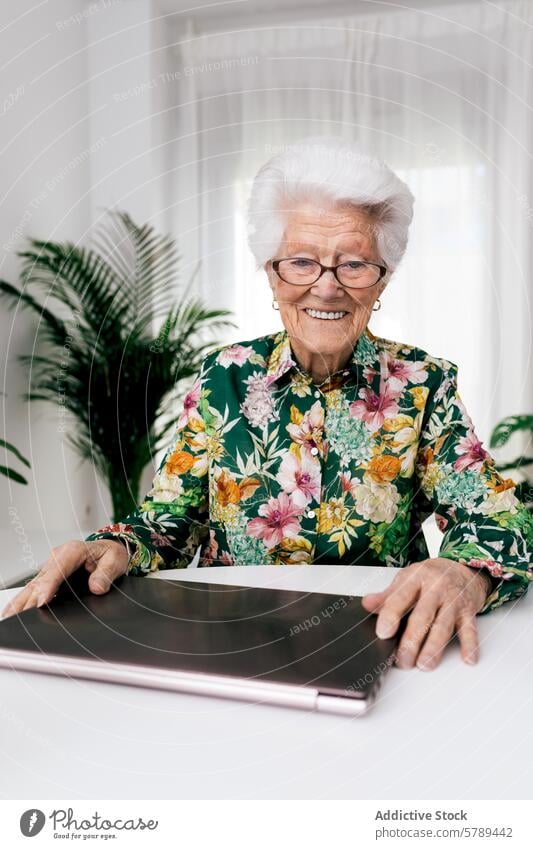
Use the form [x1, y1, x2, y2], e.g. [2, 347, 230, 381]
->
[0, 211, 233, 519]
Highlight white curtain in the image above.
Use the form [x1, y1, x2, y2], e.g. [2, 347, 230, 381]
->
[168, 0, 533, 447]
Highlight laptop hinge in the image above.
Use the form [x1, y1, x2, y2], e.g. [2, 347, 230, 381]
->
[316, 693, 370, 717]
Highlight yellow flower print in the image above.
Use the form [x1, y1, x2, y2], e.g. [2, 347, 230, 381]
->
[410, 386, 429, 411]
[317, 498, 349, 533]
[149, 551, 166, 572]
[324, 389, 344, 411]
[210, 496, 240, 528]
[290, 372, 312, 397]
[290, 404, 304, 425]
[205, 431, 224, 463]
[317, 499, 365, 556]
[383, 413, 414, 432]
[289, 441, 303, 461]
[419, 461, 445, 498]
[267, 337, 285, 374]
[370, 440, 387, 457]
[275, 536, 313, 564]
[187, 416, 205, 433]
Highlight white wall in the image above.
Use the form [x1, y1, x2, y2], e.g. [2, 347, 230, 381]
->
[0, 0, 97, 583]
[85, 0, 175, 528]
[86, 0, 172, 235]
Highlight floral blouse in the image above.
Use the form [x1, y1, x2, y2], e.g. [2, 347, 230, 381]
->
[86, 327, 532, 614]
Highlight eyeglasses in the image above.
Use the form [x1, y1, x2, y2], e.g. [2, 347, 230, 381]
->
[271, 257, 387, 289]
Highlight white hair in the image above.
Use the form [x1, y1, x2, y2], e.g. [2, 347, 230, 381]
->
[246, 136, 415, 274]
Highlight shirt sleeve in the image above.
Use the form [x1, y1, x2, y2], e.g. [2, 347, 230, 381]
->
[84, 363, 210, 576]
[415, 361, 533, 613]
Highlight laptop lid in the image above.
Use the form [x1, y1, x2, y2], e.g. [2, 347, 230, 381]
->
[0, 569, 398, 715]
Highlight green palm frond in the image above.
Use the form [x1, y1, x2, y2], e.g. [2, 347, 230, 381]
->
[490, 414, 533, 513]
[490, 415, 533, 448]
[1, 210, 235, 517]
[0, 438, 30, 485]
[90, 210, 182, 330]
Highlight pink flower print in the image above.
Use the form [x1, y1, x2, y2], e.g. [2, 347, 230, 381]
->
[468, 558, 503, 578]
[178, 378, 201, 428]
[363, 364, 378, 383]
[276, 452, 321, 507]
[150, 531, 172, 548]
[220, 550, 234, 566]
[339, 472, 358, 497]
[339, 472, 352, 493]
[216, 344, 252, 369]
[244, 372, 268, 393]
[454, 431, 490, 472]
[247, 492, 303, 549]
[201, 529, 219, 566]
[286, 400, 325, 453]
[98, 522, 134, 535]
[349, 384, 400, 432]
[379, 352, 428, 392]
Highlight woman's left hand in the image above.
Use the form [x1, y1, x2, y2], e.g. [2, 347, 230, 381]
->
[361, 559, 491, 671]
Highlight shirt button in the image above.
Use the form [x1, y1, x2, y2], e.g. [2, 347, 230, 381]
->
[310, 447, 319, 456]
[307, 510, 316, 519]
[314, 390, 321, 398]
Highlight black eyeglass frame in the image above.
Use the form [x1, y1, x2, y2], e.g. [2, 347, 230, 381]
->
[271, 257, 388, 289]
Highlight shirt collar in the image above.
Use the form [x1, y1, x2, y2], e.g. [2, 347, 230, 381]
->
[265, 325, 380, 386]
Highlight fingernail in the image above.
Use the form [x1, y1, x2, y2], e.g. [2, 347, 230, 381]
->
[92, 579, 108, 592]
[36, 593, 48, 607]
[376, 623, 394, 639]
[465, 653, 478, 665]
[416, 658, 434, 671]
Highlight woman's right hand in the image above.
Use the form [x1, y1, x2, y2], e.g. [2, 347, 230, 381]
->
[0, 539, 130, 620]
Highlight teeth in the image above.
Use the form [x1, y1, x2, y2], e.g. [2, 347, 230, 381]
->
[305, 309, 347, 320]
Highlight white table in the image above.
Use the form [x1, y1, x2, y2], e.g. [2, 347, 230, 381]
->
[0, 563, 531, 800]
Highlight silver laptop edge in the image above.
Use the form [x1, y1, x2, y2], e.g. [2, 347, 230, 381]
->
[0, 647, 372, 717]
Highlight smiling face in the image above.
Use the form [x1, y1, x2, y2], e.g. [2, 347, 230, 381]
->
[265, 199, 389, 381]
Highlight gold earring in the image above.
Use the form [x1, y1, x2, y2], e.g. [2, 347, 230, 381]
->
[272, 298, 280, 311]
[372, 298, 381, 312]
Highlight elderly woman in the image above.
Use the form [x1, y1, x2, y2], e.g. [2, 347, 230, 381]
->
[3, 137, 531, 672]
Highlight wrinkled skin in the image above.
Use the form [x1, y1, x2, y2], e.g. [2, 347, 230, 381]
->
[362, 558, 491, 670]
[1, 539, 129, 618]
